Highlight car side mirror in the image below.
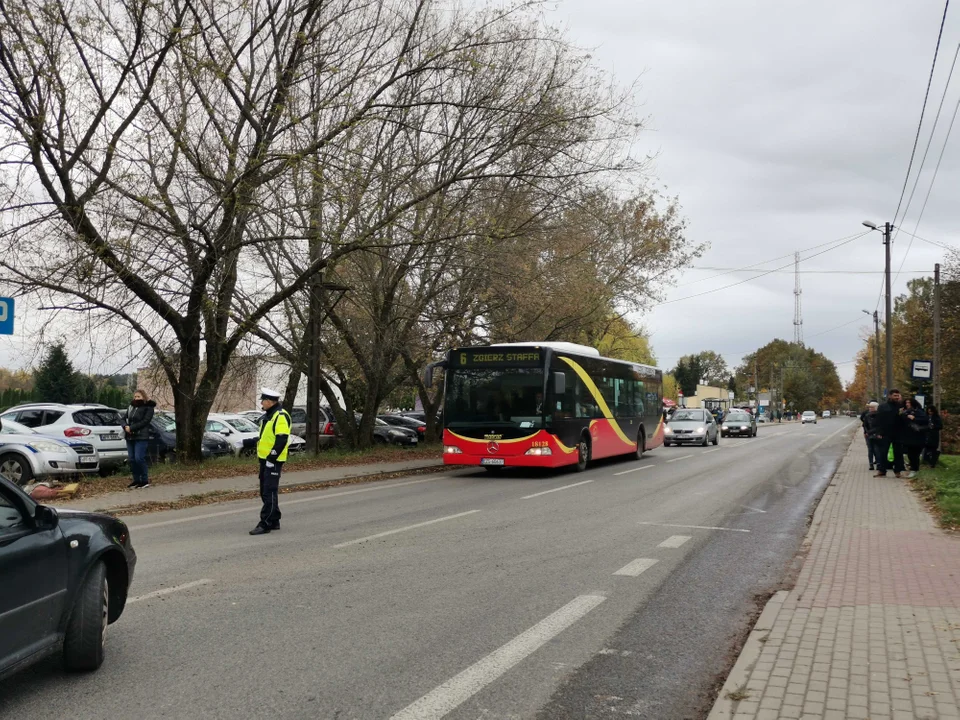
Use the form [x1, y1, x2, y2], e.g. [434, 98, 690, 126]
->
[34, 505, 59, 530]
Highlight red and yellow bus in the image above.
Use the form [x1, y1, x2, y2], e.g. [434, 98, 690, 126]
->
[425, 342, 664, 471]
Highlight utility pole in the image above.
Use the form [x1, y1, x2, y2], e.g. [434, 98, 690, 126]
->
[872, 311, 882, 402]
[883, 222, 894, 394]
[934, 263, 941, 410]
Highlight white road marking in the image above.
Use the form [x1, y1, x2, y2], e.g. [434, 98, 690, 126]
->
[332, 510, 480, 548]
[128, 579, 213, 604]
[613, 558, 659, 576]
[521, 479, 593, 499]
[665, 454, 693, 464]
[739, 505, 767, 514]
[639, 521, 750, 533]
[129, 476, 448, 530]
[612, 465, 655, 476]
[702, 449, 720, 454]
[809, 423, 852, 452]
[658, 535, 692, 548]
[389, 594, 606, 720]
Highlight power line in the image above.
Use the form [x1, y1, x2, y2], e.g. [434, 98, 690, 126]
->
[805, 315, 870, 340]
[657, 232, 869, 306]
[893, 0, 951, 226]
[675, 232, 868, 289]
[688, 268, 930, 275]
[897, 228, 959, 252]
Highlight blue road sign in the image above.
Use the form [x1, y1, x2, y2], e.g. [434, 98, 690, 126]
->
[0, 297, 14, 335]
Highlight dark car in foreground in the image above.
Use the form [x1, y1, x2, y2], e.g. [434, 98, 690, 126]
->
[0, 474, 136, 680]
[720, 410, 757, 438]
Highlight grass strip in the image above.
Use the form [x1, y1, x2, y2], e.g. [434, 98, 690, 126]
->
[911, 454, 960, 530]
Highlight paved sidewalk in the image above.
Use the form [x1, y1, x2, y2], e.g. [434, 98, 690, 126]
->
[58, 457, 444, 512]
[709, 436, 960, 720]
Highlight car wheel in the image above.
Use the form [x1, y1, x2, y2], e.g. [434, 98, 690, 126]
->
[635, 431, 646, 460]
[575, 435, 590, 472]
[712, 431, 719, 446]
[663, 440, 672, 447]
[63, 561, 108, 672]
[374, 435, 386, 445]
[701, 434, 709, 447]
[0, 452, 33, 487]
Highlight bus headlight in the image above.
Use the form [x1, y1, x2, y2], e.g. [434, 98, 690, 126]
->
[524, 447, 552, 456]
[443, 446, 462, 454]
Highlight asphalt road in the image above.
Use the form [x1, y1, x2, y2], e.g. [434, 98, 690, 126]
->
[0, 418, 857, 720]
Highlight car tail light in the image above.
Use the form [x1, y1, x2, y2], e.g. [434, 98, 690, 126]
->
[417, 426, 426, 433]
[322, 422, 335, 435]
[64, 427, 91, 437]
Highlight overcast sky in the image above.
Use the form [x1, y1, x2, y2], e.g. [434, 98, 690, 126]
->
[557, 0, 960, 382]
[2, 0, 958, 382]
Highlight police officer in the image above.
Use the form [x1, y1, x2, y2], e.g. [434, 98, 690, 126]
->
[250, 388, 292, 536]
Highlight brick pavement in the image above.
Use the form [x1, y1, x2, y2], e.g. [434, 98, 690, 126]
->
[709, 436, 960, 720]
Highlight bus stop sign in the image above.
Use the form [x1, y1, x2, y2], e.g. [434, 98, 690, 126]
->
[0, 297, 13, 335]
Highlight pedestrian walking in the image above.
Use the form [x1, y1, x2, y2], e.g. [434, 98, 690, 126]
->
[250, 387, 292, 536]
[901, 397, 929, 478]
[873, 389, 905, 478]
[123, 389, 156, 489]
[924, 406, 943, 468]
[860, 401, 880, 470]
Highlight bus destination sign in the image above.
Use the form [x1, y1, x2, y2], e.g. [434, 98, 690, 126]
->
[454, 349, 542, 367]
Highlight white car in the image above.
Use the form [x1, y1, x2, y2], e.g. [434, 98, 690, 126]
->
[801, 411, 817, 424]
[822, 410, 831, 419]
[0, 403, 127, 475]
[207, 413, 260, 456]
[0, 418, 100, 485]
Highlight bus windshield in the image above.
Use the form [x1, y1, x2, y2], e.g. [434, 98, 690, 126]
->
[445, 367, 544, 429]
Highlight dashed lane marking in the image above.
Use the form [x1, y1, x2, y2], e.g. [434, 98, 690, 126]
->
[665, 454, 694, 464]
[658, 535, 692, 548]
[128, 579, 213, 604]
[521, 479, 594, 499]
[332, 510, 480, 548]
[613, 558, 659, 577]
[638, 521, 751, 533]
[389, 594, 607, 720]
[612, 465, 656, 477]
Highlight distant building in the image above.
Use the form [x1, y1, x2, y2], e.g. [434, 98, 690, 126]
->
[681, 384, 728, 410]
[136, 355, 344, 413]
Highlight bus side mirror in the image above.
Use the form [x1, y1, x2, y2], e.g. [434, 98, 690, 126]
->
[552, 372, 566, 395]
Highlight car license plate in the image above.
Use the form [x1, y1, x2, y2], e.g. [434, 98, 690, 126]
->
[480, 458, 504, 466]
[101, 433, 121, 441]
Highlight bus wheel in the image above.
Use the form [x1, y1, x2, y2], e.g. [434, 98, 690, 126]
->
[635, 431, 646, 460]
[576, 435, 590, 472]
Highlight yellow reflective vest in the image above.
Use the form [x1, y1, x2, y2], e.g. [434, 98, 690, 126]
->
[258, 407, 292, 462]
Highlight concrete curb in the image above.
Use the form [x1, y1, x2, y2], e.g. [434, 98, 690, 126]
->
[706, 590, 788, 720]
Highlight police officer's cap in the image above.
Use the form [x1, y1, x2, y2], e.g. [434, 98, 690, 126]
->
[260, 387, 282, 401]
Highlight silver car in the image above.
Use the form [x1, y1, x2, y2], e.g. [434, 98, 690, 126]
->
[663, 408, 720, 446]
[0, 419, 100, 486]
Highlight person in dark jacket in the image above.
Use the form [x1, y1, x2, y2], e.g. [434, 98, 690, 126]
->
[860, 402, 880, 470]
[924, 406, 943, 468]
[873, 389, 904, 478]
[124, 389, 156, 488]
[901, 397, 929, 478]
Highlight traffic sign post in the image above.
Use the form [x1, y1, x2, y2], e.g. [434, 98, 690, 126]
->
[0, 297, 14, 335]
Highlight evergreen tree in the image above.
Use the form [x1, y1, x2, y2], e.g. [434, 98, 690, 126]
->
[34, 343, 80, 403]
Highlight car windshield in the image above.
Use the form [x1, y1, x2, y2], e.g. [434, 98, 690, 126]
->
[726, 413, 751, 422]
[0, 419, 35, 435]
[671, 410, 704, 421]
[444, 367, 545, 429]
[226, 417, 259, 433]
[375, 418, 389, 427]
[156, 415, 177, 432]
[803, 411, 815, 416]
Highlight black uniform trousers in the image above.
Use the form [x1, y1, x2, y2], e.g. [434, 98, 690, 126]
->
[258, 458, 283, 528]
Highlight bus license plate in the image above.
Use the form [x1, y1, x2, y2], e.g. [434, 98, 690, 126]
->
[480, 458, 504, 466]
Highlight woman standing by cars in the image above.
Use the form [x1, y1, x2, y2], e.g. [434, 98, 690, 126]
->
[124, 390, 156, 488]
[901, 397, 929, 479]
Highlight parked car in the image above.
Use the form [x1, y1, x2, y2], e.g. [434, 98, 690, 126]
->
[663, 408, 720, 446]
[373, 418, 418, 446]
[0, 473, 136, 679]
[720, 410, 757, 438]
[241, 407, 336, 449]
[207, 414, 259, 456]
[801, 411, 818, 424]
[0, 419, 100, 486]
[0, 404, 127, 476]
[822, 410, 832, 419]
[146, 414, 234, 462]
[378, 414, 427, 442]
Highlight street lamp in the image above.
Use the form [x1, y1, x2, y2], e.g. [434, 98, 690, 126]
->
[861, 221, 893, 395]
